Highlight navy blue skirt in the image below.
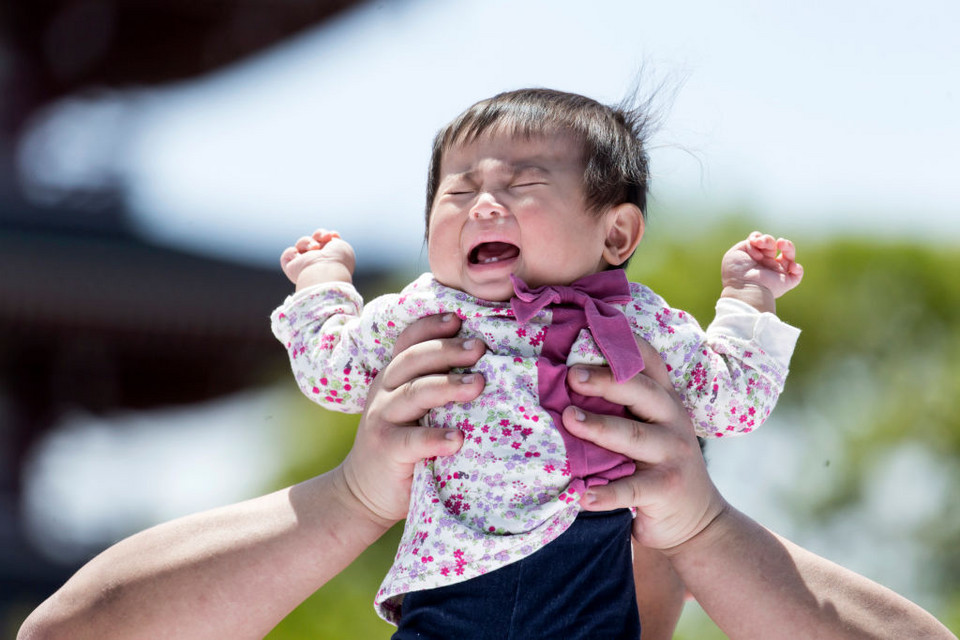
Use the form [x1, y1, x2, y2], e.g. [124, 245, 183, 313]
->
[392, 509, 640, 640]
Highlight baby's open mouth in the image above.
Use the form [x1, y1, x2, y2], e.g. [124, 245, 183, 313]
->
[469, 242, 520, 265]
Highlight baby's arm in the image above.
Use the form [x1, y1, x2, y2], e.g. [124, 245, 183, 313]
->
[280, 228, 356, 291]
[272, 279, 420, 414]
[273, 231, 369, 413]
[629, 282, 800, 438]
[271, 282, 369, 413]
[631, 233, 800, 437]
[720, 231, 803, 313]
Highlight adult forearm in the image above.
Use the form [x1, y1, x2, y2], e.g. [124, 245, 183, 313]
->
[19, 468, 390, 640]
[667, 506, 955, 640]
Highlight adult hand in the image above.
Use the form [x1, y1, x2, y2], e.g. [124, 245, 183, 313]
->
[561, 339, 956, 640]
[341, 312, 486, 525]
[562, 338, 727, 551]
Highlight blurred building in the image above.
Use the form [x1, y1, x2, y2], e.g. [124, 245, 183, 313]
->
[0, 0, 370, 625]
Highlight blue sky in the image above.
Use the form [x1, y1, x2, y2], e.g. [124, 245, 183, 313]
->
[22, 0, 960, 269]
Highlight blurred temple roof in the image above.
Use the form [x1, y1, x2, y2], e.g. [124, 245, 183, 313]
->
[0, 0, 374, 612]
[0, 0, 374, 459]
[0, 0, 367, 135]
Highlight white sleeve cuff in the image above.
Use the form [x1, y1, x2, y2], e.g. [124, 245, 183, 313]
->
[706, 297, 801, 363]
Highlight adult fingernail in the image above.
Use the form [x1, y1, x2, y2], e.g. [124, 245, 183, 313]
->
[461, 373, 476, 384]
[462, 338, 477, 350]
[583, 491, 598, 506]
[573, 408, 586, 421]
[444, 429, 460, 440]
[441, 313, 454, 323]
[573, 367, 590, 383]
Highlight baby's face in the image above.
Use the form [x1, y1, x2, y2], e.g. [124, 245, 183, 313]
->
[427, 131, 611, 302]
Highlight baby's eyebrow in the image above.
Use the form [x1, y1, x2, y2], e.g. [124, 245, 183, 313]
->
[443, 171, 474, 186]
[446, 160, 551, 183]
[486, 162, 552, 179]
[512, 163, 550, 176]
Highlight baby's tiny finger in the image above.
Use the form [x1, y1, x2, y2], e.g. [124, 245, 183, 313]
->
[745, 235, 775, 262]
[280, 247, 298, 265]
[776, 238, 796, 261]
[759, 236, 780, 257]
[742, 242, 764, 263]
[312, 228, 340, 243]
[295, 236, 317, 252]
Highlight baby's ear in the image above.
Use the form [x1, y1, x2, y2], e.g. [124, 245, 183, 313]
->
[601, 203, 644, 266]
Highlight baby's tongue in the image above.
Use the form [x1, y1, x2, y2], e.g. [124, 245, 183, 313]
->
[474, 242, 519, 263]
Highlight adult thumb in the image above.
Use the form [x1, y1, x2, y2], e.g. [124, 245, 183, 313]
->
[390, 426, 464, 464]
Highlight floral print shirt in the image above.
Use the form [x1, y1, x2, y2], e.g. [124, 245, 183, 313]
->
[270, 271, 800, 623]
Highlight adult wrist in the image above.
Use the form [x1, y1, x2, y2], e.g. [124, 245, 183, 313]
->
[323, 465, 395, 543]
[659, 498, 734, 563]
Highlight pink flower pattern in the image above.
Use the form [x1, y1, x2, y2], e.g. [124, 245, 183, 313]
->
[270, 273, 798, 623]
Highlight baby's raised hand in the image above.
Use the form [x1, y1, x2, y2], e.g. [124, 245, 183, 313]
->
[721, 231, 803, 306]
[280, 228, 356, 288]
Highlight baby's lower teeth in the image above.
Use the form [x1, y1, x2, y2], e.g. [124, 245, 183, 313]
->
[483, 257, 499, 263]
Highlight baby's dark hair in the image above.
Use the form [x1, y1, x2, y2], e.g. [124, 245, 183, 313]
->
[424, 87, 655, 229]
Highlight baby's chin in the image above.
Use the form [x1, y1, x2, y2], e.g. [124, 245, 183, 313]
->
[437, 275, 514, 303]
[463, 283, 515, 303]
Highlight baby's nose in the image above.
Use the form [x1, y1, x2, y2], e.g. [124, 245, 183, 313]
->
[470, 193, 507, 220]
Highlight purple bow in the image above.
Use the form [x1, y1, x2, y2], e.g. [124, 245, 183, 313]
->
[510, 271, 644, 383]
